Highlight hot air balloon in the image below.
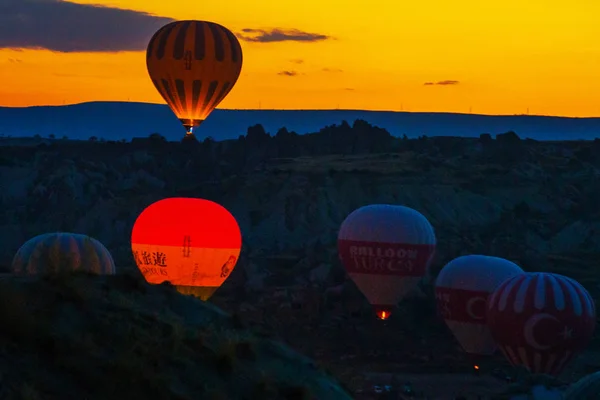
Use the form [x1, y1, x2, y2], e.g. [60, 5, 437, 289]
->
[146, 20, 243, 136]
[12, 232, 116, 275]
[338, 204, 436, 320]
[563, 371, 600, 399]
[131, 197, 241, 300]
[487, 272, 596, 376]
[435, 255, 523, 356]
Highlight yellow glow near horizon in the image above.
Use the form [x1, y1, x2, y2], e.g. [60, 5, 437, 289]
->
[1, 0, 599, 116]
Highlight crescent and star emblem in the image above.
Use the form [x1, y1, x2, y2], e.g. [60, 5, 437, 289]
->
[523, 313, 572, 350]
[466, 296, 486, 320]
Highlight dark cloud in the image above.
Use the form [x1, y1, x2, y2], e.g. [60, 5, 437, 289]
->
[424, 80, 460, 86]
[278, 70, 298, 77]
[289, 59, 304, 64]
[8, 58, 23, 63]
[343, 88, 354, 91]
[238, 28, 331, 43]
[0, 0, 174, 52]
[322, 67, 342, 73]
[437, 80, 460, 85]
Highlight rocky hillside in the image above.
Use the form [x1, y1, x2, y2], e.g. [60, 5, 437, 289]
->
[2, 120, 600, 397]
[0, 272, 351, 399]
[1, 123, 599, 289]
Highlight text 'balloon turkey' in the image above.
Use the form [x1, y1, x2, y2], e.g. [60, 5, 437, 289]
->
[338, 204, 436, 320]
[435, 255, 523, 356]
[146, 20, 243, 136]
[131, 197, 242, 300]
[12, 232, 115, 276]
[487, 272, 596, 376]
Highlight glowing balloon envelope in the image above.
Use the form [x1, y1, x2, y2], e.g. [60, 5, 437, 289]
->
[435, 255, 523, 355]
[338, 204, 436, 320]
[146, 20, 243, 135]
[487, 272, 596, 376]
[131, 197, 241, 300]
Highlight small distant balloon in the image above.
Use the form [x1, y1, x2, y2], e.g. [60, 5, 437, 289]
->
[487, 272, 596, 376]
[131, 197, 242, 300]
[338, 204, 436, 320]
[146, 20, 243, 135]
[11, 232, 116, 275]
[435, 255, 523, 356]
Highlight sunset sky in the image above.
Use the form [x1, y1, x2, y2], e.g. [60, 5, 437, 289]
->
[1, 0, 599, 116]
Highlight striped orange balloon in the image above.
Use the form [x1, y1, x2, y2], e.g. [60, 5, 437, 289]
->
[146, 20, 243, 134]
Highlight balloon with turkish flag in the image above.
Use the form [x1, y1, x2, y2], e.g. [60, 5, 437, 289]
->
[435, 255, 524, 356]
[337, 204, 436, 320]
[486, 272, 596, 376]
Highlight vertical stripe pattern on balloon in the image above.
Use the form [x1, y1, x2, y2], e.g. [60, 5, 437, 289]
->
[486, 272, 596, 376]
[146, 21, 243, 130]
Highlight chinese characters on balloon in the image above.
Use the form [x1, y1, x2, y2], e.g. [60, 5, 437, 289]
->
[133, 250, 168, 277]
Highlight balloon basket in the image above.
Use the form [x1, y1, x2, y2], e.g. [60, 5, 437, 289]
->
[465, 353, 493, 376]
[175, 285, 218, 301]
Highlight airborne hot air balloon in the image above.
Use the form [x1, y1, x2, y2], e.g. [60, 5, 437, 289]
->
[487, 272, 596, 376]
[131, 197, 241, 300]
[435, 255, 523, 356]
[146, 20, 243, 136]
[12, 232, 116, 276]
[338, 204, 436, 320]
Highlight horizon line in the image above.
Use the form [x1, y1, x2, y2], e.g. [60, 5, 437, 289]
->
[1, 100, 599, 119]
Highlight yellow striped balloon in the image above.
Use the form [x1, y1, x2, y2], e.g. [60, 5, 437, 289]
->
[146, 20, 243, 135]
[11, 232, 116, 276]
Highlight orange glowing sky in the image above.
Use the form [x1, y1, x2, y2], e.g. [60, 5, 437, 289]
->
[1, 0, 599, 116]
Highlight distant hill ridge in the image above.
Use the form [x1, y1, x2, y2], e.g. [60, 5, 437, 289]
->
[1, 101, 600, 142]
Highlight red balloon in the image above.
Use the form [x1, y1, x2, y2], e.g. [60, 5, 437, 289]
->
[487, 272, 596, 375]
[131, 197, 241, 300]
[338, 204, 436, 320]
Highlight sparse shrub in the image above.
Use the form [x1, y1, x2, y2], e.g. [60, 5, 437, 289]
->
[43, 271, 90, 305]
[235, 340, 256, 361]
[277, 384, 311, 400]
[148, 132, 166, 142]
[17, 383, 42, 400]
[230, 311, 245, 330]
[108, 272, 148, 294]
[213, 351, 235, 377]
[0, 282, 41, 343]
[205, 391, 228, 400]
[251, 380, 270, 398]
[183, 332, 206, 353]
